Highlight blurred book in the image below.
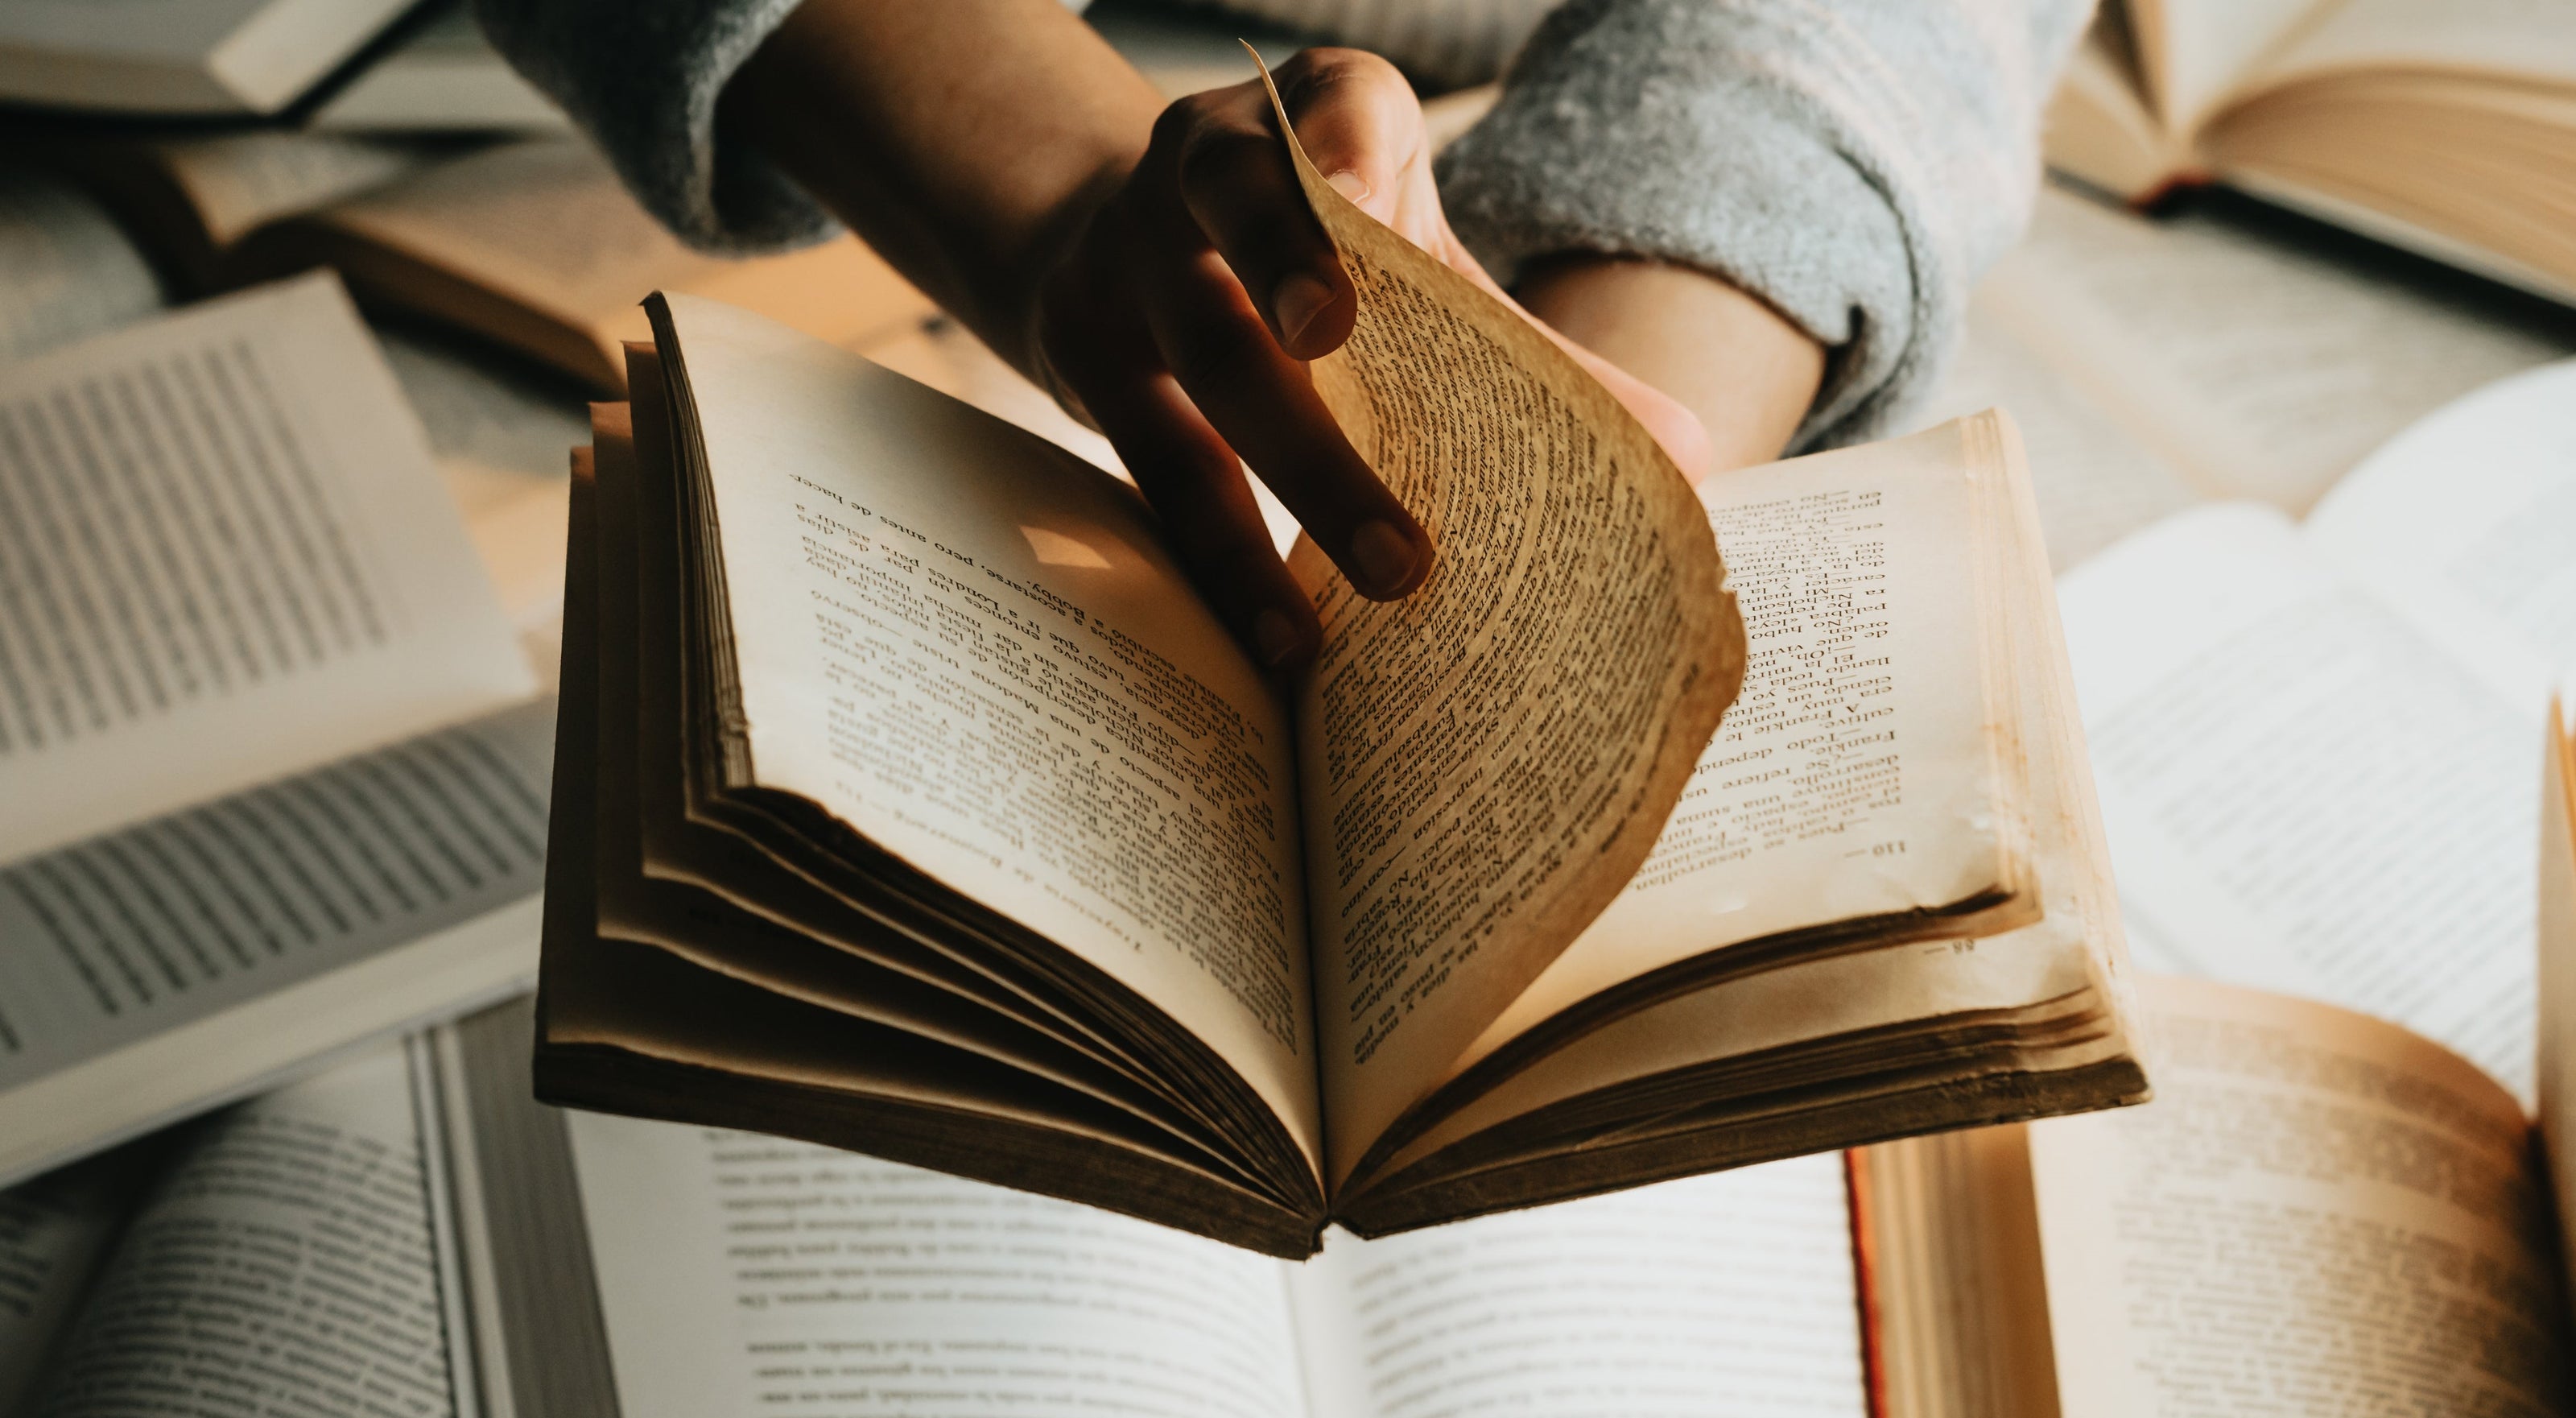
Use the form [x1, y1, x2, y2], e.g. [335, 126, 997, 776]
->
[1859, 974, 2576, 1416]
[0, 1044, 469, 1412]
[1914, 185, 2573, 572]
[47, 135, 934, 392]
[0, 274, 551, 1184]
[2048, 0, 2576, 306]
[0, 163, 163, 363]
[0, 271, 534, 867]
[1859, 366, 2576, 1415]
[0, 0, 413, 116]
[306, 2, 568, 134]
[2046, 355, 2576, 1111]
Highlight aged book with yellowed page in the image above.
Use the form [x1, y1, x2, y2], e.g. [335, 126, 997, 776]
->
[1857, 713, 2576, 1415]
[39, 134, 930, 391]
[2048, 0, 2576, 304]
[536, 76, 2146, 1255]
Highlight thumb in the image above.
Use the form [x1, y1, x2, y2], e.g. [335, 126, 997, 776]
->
[1272, 48, 1426, 228]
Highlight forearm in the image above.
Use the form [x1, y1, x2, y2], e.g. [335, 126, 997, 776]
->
[1519, 256, 1823, 473]
[719, 0, 1162, 372]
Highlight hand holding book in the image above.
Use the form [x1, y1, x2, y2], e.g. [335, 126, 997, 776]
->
[537, 52, 2146, 1254]
[725, 10, 1789, 670]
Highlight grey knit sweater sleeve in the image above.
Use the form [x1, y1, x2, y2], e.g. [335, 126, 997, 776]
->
[473, 0, 2090, 447]
[1439, 0, 2091, 448]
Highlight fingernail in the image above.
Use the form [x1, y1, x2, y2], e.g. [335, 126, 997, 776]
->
[1348, 519, 1421, 597]
[1253, 609, 1300, 666]
[1274, 272, 1334, 349]
[1326, 170, 1371, 207]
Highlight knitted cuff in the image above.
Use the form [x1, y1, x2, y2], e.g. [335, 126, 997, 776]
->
[1437, 0, 2002, 450]
[473, 0, 838, 253]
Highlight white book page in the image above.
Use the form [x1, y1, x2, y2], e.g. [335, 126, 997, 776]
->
[21, 1044, 452, 1415]
[2134, 0, 2331, 128]
[0, 701, 551, 1102]
[1911, 296, 2200, 573]
[0, 168, 162, 365]
[1290, 1154, 1864, 1417]
[2253, 0, 2576, 88]
[665, 295, 1318, 1159]
[2058, 504, 2538, 1093]
[564, 1113, 1308, 1418]
[0, 274, 531, 865]
[1985, 188, 2570, 515]
[2303, 360, 2576, 716]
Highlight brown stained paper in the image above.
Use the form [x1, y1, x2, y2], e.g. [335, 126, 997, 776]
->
[1248, 56, 1745, 1174]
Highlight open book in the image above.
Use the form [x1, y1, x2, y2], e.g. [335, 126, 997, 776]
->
[41, 136, 932, 393]
[2055, 357, 2576, 1094]
[0, 272, 532, 865]
[1921, 184, 2570, 567]
[0, 1042, 465, 1415]
[1846, 342, 2576, 1414]
[2048, 0, 2576, 304]
[1857, 970, 2576, 1416]
[0, 273, 551, 1185]
[303, 2, 570, 135]
[0, 0, 411, 115]
[539, 83, 2145, 1255]
[426, 994, 1870, 1418]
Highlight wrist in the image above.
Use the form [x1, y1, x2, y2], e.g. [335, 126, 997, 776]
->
[1517, 255, 1826, 471]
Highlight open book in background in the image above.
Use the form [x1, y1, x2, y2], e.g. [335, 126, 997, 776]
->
[0, 273, 551, 1188]
[2051, 359, 2576, 1096]
[1859, 972, 2576, 1416]
[303, 2, 571, 135]
[2047, 0, 2576, 306]
[0, 0, 415, 116]
[1915, 184, 2575, 570]
[433, 994, 1870, 1418]
[537, 72, 2144, 1255]
[1852, 290, 2576, 1415]
[0, 271, 533, 866]
[34, 135, 934, 393]
[0, 1042, 466, 1415]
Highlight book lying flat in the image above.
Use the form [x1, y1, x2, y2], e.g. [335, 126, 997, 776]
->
[1919, 184, 2571, 563]
[433, 994, 1870, 1417]
[1838, 353, 2576, 1415]
[0, 1042, 464, 1413]
[0, 0, 412, 115]
[2049, 0, 2576, 305]
[0, 272, 533, 866]
[45, 136, 933, 393]
[304, 2, 570, 135]
[0, 271, 549, 1184]
[0, 696, 551, 1189]
[2054, 358, 2576, 1096]
[1856, 969, 2576, 1416]
[538, 93, 2145, 1255]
